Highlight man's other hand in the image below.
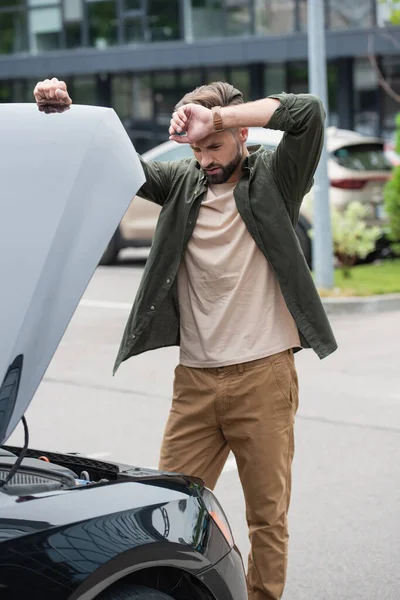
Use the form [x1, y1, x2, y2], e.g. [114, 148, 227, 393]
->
[33, 78, 72, 107]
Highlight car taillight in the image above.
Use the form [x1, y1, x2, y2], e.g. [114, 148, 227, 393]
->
[330, 179, 367, 190]
[202, 487, 234, 548]
[331, 175, 391, 190]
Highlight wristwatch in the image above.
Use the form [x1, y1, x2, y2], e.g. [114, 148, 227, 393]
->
[211, 106, 224, 132]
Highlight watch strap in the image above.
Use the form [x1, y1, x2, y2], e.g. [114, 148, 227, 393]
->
[212, 106, 224, 132]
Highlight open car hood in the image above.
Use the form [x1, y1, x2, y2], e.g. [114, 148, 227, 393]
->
[0, 104, 145, 445]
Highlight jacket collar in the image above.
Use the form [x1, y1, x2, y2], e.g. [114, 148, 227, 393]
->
[243, 145, 264, 169]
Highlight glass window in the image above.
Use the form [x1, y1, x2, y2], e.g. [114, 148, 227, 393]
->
[226, 0, 252, 36]
[328, 0, 374, 29]
[111, 74, 154, 121]
[381, 56, 400, 140]
[154, 89, 178, 125]
[63, 0, 83, 48]
[147, 0, 180, 41]
[12, 80, 26, 102]
[206, 68, 228, 84]
[181, 68, 203, 89]
[288, 61, 308, 94]
[28, 1, 62, 52]
[24, 78, 41, 101]
[189, 0, 222, 39]
[1, 79, 11, 102]
[230, 67, 250, 101]
[153, 72, 177, 89]
[124, 0, 142, 9]
[354, 58, 379, 136]
[0, 10, 27, 54]
[72, 75, 97, 105]
[63, 0, 82, 21]
[327, 61, 338, 127]
[87, 0, 117, 48]
[0, 79, 36, 102]
[124, 17, 144, 42]
[0, 81, 11, 102]
[132, 75, 153, 119]
[377, 1, 396, 26]
[0, 0, 24, 5]
[28, 9, 61, 52]
[297, 0, 308, 32]
[264, 63, 286, 96]
[255, 0, 295, 35]
[111, 75, 131, 120]
[333, 144, 392, 171]
[65, 21, 82, 47]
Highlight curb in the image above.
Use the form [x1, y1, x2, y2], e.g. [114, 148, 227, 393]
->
[321, 293, 400, 316]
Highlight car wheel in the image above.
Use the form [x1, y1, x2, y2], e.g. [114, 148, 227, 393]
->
[295, 220, 312, 269]
[98, 584, 175, 599]
[99, 228, 121, 266]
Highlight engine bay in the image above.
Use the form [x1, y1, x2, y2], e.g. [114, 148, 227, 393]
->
[0, 446, 113, 495]
[0, 445, 204, 497]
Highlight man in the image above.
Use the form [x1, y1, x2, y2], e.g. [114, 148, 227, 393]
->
[34, 77, 337, 600]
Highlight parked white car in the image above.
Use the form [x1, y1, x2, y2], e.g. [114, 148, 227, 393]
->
[101, 127, 392, 267]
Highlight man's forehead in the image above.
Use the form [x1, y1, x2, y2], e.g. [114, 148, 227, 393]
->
[190, 131, 229, 149]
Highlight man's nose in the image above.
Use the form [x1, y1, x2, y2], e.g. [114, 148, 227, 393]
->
[200, 154, 212, 168]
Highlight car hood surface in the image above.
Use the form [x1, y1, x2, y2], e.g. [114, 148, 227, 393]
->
[0, 104, 145, 445]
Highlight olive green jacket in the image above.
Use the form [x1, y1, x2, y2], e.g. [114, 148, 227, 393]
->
[113, 92, 337, 374]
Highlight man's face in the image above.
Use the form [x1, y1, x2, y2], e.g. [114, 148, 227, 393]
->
[190, 128, 249, 184]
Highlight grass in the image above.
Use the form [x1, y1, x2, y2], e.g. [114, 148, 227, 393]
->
[317, 259, 400, 297]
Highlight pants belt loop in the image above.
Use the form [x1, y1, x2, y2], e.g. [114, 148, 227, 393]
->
[237, 362, 244, 374]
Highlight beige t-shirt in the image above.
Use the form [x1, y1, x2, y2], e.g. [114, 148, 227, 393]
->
[177, 182, 300, 368]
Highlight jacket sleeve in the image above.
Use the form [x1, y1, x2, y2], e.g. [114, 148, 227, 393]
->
[265, 92, 325, 206]
[136, 155, 177, 206]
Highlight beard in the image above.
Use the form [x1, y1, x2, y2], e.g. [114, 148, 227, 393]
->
[203, 146, 243, 184]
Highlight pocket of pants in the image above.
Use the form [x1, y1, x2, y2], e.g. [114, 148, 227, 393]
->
[271, 355, 297, 411]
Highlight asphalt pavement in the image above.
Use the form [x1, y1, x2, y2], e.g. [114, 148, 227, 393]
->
[9, 250, 400, 600]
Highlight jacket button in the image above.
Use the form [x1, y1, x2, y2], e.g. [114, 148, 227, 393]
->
[132, 334, 136, 339]
[166, 279, 171, 284]
[150, 305, 155, 311]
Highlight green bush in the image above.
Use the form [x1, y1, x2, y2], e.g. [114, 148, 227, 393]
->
[309, 200, 381, 278]
[330, 202, 381, 278]
[383, 112, 400, 255]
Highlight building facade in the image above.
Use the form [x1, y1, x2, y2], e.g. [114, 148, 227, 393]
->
[1, 0, 400, 152]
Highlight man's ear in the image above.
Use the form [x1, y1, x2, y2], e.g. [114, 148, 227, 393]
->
[238, 127, 249, 143]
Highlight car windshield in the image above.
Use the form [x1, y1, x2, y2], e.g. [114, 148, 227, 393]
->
[155, 145, 193, 161]
[333, 143, 392, 171]
[155, 141, 276, 162]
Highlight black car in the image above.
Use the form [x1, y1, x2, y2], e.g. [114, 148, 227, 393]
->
[0, 104, 248, 600]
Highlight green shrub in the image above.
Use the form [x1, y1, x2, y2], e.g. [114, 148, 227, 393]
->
[330, 202, 381, 278]
[383, 112, 400, 255]
[310, 201, 381, 278]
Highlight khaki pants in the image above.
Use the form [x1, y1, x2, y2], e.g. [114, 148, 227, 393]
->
[159, 350, 299, 600]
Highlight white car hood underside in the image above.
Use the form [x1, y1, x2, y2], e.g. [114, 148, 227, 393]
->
[0, 104, 145, 444]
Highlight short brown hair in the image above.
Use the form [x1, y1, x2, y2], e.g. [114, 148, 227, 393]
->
[175, 81, 243, 110]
